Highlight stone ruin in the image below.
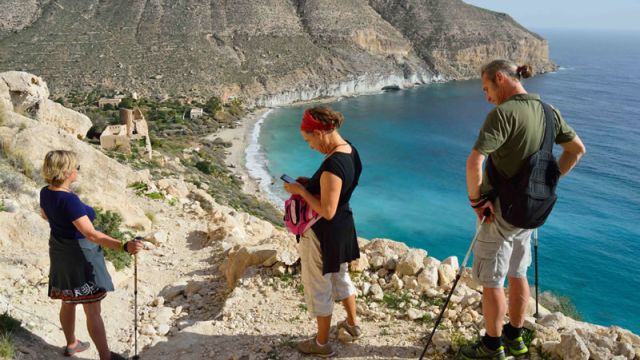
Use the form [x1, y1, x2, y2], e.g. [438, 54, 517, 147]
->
[100, 108, 152, 159]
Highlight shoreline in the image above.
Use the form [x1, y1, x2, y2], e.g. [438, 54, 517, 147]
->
[210, 108, 280, 207]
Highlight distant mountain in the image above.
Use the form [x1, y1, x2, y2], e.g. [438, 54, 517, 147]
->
[0, 0, 554, 105]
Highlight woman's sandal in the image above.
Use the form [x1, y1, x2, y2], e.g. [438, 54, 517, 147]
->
[63, 340, 90, 356]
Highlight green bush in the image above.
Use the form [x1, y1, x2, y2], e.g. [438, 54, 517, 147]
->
[382, 292, 412, 311]
[128, 181, 149, 195]
[145, 192, 164, 200]
[93, 208, 131, 271]
[0, 312, 20, 359]
[0, 313, 20, 335]
[204, 96, 222, 114]
[0, 333, 15, 359]
[195, 160, 213, 174]
[118, 97, 135, 109]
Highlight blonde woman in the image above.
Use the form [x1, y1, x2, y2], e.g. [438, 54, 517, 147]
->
[39, 150, 143, 360]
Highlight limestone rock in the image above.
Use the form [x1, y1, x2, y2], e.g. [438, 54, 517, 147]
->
[441, 256, 459, 271]
[160, 281, 187, 301]
[539, 312, 567, 329]
[0, 71, 91, 138]
[559, 330, 590, 360]
[396, 249, 426, 276]
[407, 308, 426, 321]
[417, 265, 439, 292]
[146, 230, 168, 245]
[349, 253, 369, 272]
[437, 263, 456, 287]
[370, 284, 384, 301]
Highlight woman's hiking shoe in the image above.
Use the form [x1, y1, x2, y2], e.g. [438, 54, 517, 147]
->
[62, 340, 90, 356]
[337, 320, 362, 339]
[296, 337, 335, 358]
[501, 334, 528, 356]
[458, 340, 506, 360]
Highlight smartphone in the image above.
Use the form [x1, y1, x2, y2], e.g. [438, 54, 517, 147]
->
[280, 174, 296, 183]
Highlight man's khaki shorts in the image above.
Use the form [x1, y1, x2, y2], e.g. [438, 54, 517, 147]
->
[472, 199, 533, 288]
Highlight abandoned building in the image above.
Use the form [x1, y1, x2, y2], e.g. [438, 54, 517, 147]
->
[97, 97, 122, 108]
[100, 108, 152, 159]
[190, 107, 204, 118]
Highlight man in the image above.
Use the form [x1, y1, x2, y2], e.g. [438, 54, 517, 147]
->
[462, 60, 586, 359]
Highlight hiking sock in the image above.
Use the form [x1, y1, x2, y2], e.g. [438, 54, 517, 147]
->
[482, 334, 502, 351]
[503, 323, 524, 340]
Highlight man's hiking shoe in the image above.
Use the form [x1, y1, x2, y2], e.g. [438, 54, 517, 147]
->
[337, 320, 362, 339]
[297, 338, 335, 358]
[62, 340, 90, 356]
[501, 333, 528, 356]
[459, 340, 506, 360]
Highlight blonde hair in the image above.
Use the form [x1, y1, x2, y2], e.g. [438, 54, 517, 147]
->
[42, 150, 78, 186]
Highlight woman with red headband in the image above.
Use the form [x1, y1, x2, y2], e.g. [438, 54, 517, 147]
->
[284, 106, 363, 357]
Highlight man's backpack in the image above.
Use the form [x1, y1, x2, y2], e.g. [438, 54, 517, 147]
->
[486, 101, 561, 229]
[283, 195, 320, 240]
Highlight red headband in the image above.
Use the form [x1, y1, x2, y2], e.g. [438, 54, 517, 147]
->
[300, 110, 334, 132]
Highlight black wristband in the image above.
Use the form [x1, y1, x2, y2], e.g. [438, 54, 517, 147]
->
[123, 241, 129, 253]
[471, 198, 488, 209]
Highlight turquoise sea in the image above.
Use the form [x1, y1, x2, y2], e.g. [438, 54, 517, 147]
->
[252, 30, 640, 333]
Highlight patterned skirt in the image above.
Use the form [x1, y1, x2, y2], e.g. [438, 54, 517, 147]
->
[48, 235, 114, 304]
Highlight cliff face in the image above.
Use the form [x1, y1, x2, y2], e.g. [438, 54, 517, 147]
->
[0, 0, 554, 105]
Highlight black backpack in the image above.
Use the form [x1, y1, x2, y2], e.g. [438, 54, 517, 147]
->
[486, 101, 561, 229]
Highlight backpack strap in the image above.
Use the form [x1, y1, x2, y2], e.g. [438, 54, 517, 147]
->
[539, 101, 557, 152]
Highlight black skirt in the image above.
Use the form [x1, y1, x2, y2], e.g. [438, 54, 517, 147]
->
[48, 235, 114, 303]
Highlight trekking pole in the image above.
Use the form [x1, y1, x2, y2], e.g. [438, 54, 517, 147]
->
[534, 229, 540, 319]
[419, 209, 490, 360]
[132, 237, 141, 360]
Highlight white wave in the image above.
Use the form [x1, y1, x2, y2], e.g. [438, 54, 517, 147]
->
[244, 109, 283, 207]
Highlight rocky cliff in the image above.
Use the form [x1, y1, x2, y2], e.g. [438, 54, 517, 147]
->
[0, 0, 554, 105]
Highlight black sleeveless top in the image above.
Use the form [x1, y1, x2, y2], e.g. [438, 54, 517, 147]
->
[306, 143, 362, 274]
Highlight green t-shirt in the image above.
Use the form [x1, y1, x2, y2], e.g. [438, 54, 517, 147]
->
[474, 93, 576, 194]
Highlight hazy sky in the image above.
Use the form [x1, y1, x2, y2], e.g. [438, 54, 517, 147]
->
[464, 1, 640, 31]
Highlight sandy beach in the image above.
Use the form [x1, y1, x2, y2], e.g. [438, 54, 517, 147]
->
[206, 108, 275, 204]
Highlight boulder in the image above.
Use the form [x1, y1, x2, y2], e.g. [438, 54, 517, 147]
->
[417, 265, 439, 291]
[441, 256, 459, 271]
[0, 71, 91, 138]
[220, 244, 279, 288]
[349, 253, 369, 272]
[370, 284, 384, 301]
[559, 330, 590, 360]
[539, 312, 567, 329]
[396, 249, 426, 276]
[437, 263, 456, 287]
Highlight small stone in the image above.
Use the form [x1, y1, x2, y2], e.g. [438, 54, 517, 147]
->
[156, 324, 171, 336]
[407, 308, 426, 321]
[370, 284, 384, 301]
[152, 296, 165, 307]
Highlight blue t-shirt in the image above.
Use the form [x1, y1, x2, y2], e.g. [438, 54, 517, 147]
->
[40, 187, 96, 240]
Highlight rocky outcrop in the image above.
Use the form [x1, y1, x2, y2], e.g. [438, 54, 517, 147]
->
[0, 71, 92, 138]
[0, 1, 552, 104]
